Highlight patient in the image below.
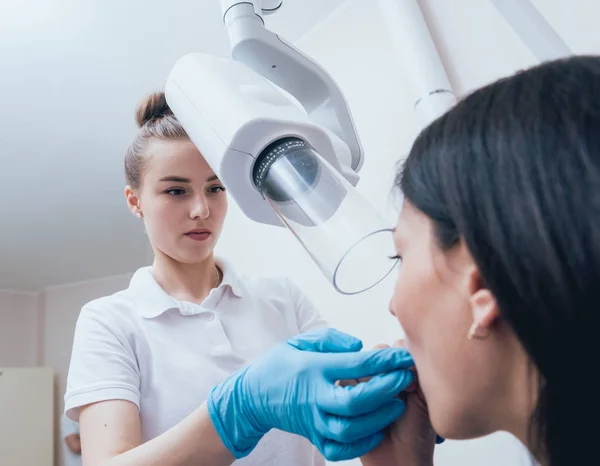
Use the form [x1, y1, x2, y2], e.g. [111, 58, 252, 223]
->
[363, 55, 600, 466]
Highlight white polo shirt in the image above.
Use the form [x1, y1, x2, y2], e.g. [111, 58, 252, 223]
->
[64, 258, 327, 466]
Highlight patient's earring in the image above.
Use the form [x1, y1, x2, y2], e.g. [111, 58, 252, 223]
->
[136, 212, 142, 219]
[467, 321, 490, 340]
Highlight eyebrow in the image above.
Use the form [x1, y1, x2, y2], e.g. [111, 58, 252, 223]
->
[159, 175, 219, 183]
[159, 176, 191, 183]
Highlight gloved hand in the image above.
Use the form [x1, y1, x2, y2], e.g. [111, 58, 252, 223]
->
[207, 328, 415, 462]
[361, 341, 441, 466]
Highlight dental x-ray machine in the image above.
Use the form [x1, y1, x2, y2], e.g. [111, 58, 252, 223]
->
[165, 0, 572, 295]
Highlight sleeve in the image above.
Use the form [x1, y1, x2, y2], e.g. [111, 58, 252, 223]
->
[64, 305, 141, 421]
[286, 279, 329, 333]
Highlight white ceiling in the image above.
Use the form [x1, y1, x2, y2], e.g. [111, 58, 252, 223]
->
[0, 0, 348, 292]
[1, 0, 598, 293]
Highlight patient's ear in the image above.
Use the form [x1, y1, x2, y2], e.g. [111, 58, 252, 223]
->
[467, 269, 500, 339]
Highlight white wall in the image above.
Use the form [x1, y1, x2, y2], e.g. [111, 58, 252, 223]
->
[0, 291, 41, 367]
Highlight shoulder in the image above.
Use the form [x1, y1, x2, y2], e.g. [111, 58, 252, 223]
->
[80, 288, 138, 322]
[75, 275, 144, 338]
[79, 266, 156, 315]
[82, 287, 137, 314]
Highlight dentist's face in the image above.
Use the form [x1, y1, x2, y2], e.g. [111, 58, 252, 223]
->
[131, 139, 228, 264]
[388, 201, 510, 439]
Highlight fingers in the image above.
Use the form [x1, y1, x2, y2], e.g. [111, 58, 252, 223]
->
[321, 370, 414, 416]
[287, 328, 363, 353]
[317, 399, 406, 444]
[373, 343, 390, 350]
[344, 343, 390, 385]
[321, 432, 384, 462]
[389, 339, 419, 392]
[363, 344, 391, 383]
[325, 347, 414, 381]
[339, 344, 390, 386]
[385, 343, 444, 444]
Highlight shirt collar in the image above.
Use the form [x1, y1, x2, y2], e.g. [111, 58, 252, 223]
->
[216, 257, 244, 298]
[131, 257, 243, 319]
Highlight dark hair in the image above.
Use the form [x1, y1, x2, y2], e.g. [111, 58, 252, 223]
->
[399, 55, 600, 465]
[125, 92, 189, 189]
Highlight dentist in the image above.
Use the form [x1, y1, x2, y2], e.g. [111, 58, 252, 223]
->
[64, 92, 415, 466]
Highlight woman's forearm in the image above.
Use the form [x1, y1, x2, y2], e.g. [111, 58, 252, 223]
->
[100, 403, 234, 466]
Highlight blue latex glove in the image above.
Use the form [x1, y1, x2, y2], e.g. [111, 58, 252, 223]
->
[207, 328, 415, 462]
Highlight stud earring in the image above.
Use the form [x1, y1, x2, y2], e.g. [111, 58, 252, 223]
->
[135, 212, 142, 219]
[467, 321, 490, 340]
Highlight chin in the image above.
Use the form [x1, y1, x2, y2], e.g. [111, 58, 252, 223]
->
[183, 251, 212, 264]
[168, 247, 212, 264]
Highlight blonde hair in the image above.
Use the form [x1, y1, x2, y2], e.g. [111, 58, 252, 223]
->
[125, 92, 189, 189]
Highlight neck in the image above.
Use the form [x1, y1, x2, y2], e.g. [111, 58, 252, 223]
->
[495, 334, 543, 463]
[151, 251, 220, 304]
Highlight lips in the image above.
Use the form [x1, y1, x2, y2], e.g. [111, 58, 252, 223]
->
[184, 229, 212, 241]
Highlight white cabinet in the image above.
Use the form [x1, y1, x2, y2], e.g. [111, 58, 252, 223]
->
[0, 368, 54, 466]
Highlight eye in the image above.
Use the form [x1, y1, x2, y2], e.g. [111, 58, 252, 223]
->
[208, 185, 226, 194]
[389, 255, 403, 269]
[165, 188, 186, 196]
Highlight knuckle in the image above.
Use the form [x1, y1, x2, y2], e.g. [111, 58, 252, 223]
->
[326, 417, 349, 442]
[323, 445, 344, 462]
[360, 351, 383, 369]
[333, 387, 354, 408]
[342, 392, 361, 412]
[321, 327, 339, 339]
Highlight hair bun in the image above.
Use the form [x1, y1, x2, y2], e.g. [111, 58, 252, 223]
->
[135, 91, 173, 128]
